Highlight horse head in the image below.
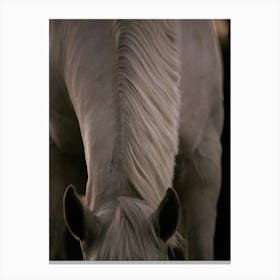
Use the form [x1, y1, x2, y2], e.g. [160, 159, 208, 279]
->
[63, 186, 184, 260]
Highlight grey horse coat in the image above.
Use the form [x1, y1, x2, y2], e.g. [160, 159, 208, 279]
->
[50, 20, 223, 260]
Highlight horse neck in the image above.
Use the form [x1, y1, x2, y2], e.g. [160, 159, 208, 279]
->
[78, 20, 181, 211]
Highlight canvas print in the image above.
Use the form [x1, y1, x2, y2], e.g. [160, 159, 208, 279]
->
[49, 19, 230, 261]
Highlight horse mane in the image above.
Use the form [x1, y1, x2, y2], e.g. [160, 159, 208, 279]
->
[113, 20, 181, 209]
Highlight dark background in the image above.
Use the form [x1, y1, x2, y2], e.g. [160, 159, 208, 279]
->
[214, 20, 231, 260]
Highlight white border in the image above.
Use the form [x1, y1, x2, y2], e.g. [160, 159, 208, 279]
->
[1, 0, 279, 279]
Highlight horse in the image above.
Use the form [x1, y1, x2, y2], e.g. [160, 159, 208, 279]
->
[49, 20, 223, 261]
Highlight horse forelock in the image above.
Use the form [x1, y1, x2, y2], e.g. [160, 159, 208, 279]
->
[85, 197, 184, 260]
[86, 197, 162, 260]
[113, 20, 182, 209]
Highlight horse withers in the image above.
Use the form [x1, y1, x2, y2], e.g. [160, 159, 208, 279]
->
[50, 20, 223, 261]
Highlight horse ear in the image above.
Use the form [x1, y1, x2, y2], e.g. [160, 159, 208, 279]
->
[151, 188, 181, 242]
[63, 185, 87, 241]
